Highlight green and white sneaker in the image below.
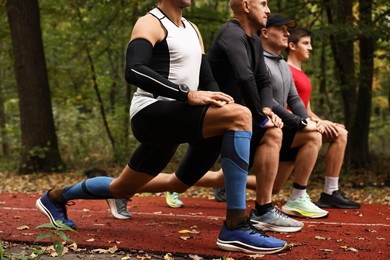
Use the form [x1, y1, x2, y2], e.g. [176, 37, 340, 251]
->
[165, 192, 184, 208]
[281, 193, 329, 218]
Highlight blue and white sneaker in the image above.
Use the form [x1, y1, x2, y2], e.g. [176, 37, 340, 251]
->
[106, 199, 132, 219]
[217, 219, 287, 254]
[36, 191, 76, 228]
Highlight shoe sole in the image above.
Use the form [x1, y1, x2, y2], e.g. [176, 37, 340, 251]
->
[281, 205, 328, 219]
[216, 239, 288, 254]
[166, 200, 183, 208]
[316, 202, 361, 209]
[106, 199, 132, 219]
[251, 221, 303, 233]
[35, 198, 75, 229]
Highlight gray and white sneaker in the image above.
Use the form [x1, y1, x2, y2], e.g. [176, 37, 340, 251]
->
[106, 199, 132, 219]
[250, 207, 303, 233]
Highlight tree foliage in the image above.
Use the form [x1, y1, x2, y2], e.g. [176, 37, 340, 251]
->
[0, 0, 388, 174]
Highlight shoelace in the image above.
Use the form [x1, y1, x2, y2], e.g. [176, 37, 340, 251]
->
[171, 193, 180, 202]
[240, 219, 269, 237]
[272, 207, 289, 219]
[117, 199, 129, 212]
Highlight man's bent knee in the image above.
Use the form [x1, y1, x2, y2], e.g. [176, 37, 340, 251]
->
[228, 104, 252, 130]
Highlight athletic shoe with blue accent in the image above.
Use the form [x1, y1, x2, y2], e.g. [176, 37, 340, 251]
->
[282, 193, 329, 218]
[35, 191, 76, 228]
[250, 207, 304, 233]
[106, 199, 132, 219]
[165, 192, 184, 208]
[213, 187, 226, 202]
[217, 219, 288, 254]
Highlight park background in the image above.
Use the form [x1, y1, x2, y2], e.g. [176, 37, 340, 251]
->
[0, 0, 389, 197]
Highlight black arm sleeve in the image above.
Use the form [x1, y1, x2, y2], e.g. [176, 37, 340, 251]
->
[218, 28, 268, 124]
[124, 38, 182, 100]
[198, 55, 220, 91]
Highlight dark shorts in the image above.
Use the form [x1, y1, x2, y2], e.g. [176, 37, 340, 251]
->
[280, 126, 299, 162]
[248, 125, 267, 168]
[129, 101, 221, 185]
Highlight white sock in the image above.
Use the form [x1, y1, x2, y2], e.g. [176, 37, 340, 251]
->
[290, 188, 306, 201]
[324, 176, 339, 195]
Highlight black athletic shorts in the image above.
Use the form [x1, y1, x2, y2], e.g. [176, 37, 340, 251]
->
[128, 101, 221, 185]
[280, 126, 299, 162]
[248, 125, 267, 168]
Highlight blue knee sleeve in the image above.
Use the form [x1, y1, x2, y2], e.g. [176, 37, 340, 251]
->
[221, 130, 251, 210]
[62, 176, 114, 201]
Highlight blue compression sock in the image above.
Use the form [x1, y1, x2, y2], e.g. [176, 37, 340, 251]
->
[221, 130, 252, 210]
[62, 176, 114, 201]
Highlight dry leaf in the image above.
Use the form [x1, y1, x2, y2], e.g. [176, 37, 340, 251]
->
[189, 212, 203, 216]
[179, 229, 191, 234]
[86, 238, 95, 242]
[68, 242, 78, 251]
[346, 247, 358, 252]
[180, 236, 191, 240]
[108, 245, 118, 254]
[340, 245, 348, 249]
[91, 248, 110, 254]
[315, 235, 330, 240]
[164, 253, 174, 260]
[16, 225, 29, 230]
[188, 254, 203, 260]
[320, 249, 333, 252]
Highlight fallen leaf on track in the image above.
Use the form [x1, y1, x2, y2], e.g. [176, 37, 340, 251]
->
[315, 235, 330, 240]
[16, 225, 29, 230]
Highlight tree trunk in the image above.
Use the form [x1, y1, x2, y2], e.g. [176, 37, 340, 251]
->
[6, 0, 65, 173]
[350, 0, 374, 167]
[0, 41, 9, 156]
[324, 0, 357, 168]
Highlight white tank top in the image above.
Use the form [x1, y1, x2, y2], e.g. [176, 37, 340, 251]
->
[130, 7, 202, 118]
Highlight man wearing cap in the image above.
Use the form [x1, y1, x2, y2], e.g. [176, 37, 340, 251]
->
[259, 14, 329, 218]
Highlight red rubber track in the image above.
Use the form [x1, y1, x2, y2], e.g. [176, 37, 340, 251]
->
[0, 193, 389, 259]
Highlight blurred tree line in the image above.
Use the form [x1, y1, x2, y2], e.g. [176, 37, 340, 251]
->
[0, 0, 389, 175]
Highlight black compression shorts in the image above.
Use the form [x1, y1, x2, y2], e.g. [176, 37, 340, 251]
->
[128, 101, 222, 186]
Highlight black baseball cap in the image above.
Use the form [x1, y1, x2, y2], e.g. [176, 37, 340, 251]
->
[266, 14, 297, 28]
